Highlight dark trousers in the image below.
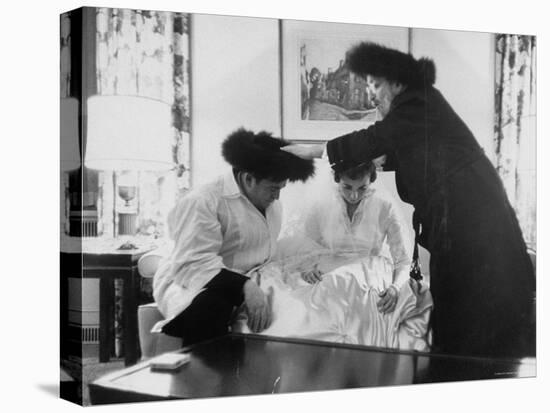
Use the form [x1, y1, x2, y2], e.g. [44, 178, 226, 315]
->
[162, 269, 249, 345]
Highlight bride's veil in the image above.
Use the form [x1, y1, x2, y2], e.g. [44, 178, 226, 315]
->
[275, 157, 415, 279]
[279, 158, 328, 231]
[276, 158, 346, 261]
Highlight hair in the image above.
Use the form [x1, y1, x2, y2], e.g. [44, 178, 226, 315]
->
[333, 162, 377, 183]
[346, 42, 436, 88]
[221, 128, 315, 182]
[235, 168, 286, 183]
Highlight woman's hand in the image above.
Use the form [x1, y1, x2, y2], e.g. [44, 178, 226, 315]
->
[377, 285, 399, 314]
[281, 144, 325, 160]
[301, 264, 323, 284]
[243, 280, 272, 332]
[372, 155, 387, 170]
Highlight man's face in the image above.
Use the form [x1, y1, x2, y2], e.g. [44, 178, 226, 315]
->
[245, 175, 287, 211]
[366, 75, 404, 118]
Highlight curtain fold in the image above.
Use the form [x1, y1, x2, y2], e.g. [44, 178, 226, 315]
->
[494, 34, 536, 249]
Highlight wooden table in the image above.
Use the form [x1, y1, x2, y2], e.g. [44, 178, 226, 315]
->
[89, 333, 536, 405]
[61, 244, 153, 366]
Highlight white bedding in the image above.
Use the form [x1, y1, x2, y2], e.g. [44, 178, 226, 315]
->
[233, 251, 433, 351]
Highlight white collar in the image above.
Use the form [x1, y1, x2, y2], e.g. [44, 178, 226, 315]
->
[221, 171, 243, 198]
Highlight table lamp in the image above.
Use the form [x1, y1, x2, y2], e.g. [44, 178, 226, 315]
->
[85, 95, 174, 239]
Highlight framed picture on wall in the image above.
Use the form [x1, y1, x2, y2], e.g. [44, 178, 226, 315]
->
[282, 20, 409, 142]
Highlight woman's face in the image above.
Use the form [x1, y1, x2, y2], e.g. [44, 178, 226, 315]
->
[338, 174, 371, 205]
[366, 75, 404, 118]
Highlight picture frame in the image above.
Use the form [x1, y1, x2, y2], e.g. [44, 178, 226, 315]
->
[281, 19, 409, 141]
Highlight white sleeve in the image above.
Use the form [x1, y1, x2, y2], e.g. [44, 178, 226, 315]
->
[168, 193, 226, 290]
[384, 201, 413, 288]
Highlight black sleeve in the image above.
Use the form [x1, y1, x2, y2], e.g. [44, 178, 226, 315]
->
[382, 151, 398, 172]
[203, 268, 249, 306]
[327, 93, 427, 166]
[327, 126, 386, 168]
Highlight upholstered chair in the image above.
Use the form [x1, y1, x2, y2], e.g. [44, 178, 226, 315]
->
[137, 250, 181, 359]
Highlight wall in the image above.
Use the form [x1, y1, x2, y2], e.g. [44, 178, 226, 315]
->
[190, 19, 497, 181]
[411, 28, 496, 162]
[191, 14, 281, 186]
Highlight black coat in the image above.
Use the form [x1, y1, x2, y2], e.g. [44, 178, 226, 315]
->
[327, 86, 535, 357]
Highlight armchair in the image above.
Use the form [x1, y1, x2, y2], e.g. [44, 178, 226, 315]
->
[137, 249, 182, 359]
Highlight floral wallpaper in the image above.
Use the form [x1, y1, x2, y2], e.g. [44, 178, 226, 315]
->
[494, 34, 536, 250]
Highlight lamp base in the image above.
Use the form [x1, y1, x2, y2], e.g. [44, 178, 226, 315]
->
[118, 212, 137, 236]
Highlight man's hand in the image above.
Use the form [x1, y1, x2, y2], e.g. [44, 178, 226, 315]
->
[280, 144, 324, 160]
[301, 264, 323, 284]
[243, 279, 272, 333]
[377, 285, 399, 314]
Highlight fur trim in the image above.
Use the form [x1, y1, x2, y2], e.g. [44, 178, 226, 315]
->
[221, 128, 315, 182]
[417, 57, 436, 86]
[346, 42, 436, 87]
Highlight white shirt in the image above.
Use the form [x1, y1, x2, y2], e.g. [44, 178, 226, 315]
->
[153, 172, 282, 321]
[303, 185, 412, 288]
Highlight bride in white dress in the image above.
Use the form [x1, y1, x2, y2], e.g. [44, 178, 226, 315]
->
[233, 159, 432, 351]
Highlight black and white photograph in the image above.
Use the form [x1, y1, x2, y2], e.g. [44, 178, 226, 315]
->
[58, 4, 538, 406]
[4, 0, 547, 412]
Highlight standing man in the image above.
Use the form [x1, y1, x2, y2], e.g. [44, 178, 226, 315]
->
[153, 128, 315, 345]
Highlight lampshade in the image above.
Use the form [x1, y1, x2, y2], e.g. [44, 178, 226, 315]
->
[60, 97, 82, 171]
[85, 95, 174, 171]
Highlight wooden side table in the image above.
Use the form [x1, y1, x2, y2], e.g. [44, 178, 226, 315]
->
[61, 244, 153, 366]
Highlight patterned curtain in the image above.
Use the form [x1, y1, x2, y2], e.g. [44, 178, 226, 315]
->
[60, 13, 72, 236]
[95, 8, 191, 356]
[95, 8, 191, 239]
[60, 14, 72, 98]
[494, 34, 536, 250]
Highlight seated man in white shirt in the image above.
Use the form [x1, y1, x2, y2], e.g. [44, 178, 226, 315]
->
[153, 128, 315, 345]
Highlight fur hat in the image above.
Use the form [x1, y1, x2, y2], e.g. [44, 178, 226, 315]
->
[328, 137, 370, 175]
[221, 128, 315, 182]
[346, 42, 436, 88]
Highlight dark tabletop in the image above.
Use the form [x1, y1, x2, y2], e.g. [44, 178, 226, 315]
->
[89, 333, 536, 404]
